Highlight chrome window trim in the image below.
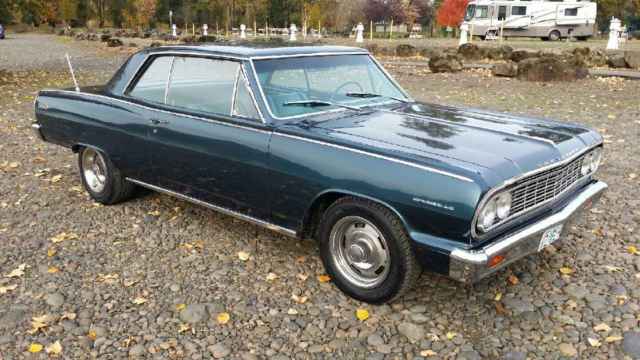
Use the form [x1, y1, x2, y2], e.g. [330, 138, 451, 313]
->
[40, 89, 271, 134]
[249, 53, 411, 121]
[122, 51, 265, 124]
[230, 65, 241, 115]
[126, 178, 297, 238]
[275, 132, 474, 183]
[248, 51, 368, 60]
[470, 142, 603, 240]
[163, 56, 176, 104]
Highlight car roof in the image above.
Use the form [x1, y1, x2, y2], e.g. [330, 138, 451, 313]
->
[143, 43, 369, 59]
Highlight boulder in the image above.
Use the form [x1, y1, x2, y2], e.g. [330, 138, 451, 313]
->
[607, 53, 628, 68]
[510, 50, 537, 62]
[486, 45, 513, 60]
[128, 42, 138, 47]
[418, 47, 440, 59]
[588, 50, 608, 67]
[149, 41, 163, 48]
[396, 44, 417, 57]
[376, 46, 395, 57]
[457, 43, 484, 60]
[517, 57, 587, 81]
[364, 43, 378, 55]
[74, 33, 86, 40]
[624, 51, 640, 69]
[100, 34, 111, 42]
[492, 61, 518, 77]
[428, 54, 463, 73]
[107, 38, 124, 47]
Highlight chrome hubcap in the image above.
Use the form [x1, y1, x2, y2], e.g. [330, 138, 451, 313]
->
[330, 216, 390, 288]
[81, 148, 107, 193]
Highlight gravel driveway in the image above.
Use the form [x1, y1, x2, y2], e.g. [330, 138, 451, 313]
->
[1, 35, 639, 359]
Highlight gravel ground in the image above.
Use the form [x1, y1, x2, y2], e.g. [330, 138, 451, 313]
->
[1, 35, 639, 359]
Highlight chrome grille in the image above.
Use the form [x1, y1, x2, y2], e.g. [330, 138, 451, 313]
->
[509, 155, 585, 216]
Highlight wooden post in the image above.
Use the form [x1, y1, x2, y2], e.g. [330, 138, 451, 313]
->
[370, 20, 373, 40]
[254, 20, 257, 37]
[216, 22, 219, 35]
[390, 19, 393, 39]
[192, 23, 195, 36]
[318, 20, 321, 35]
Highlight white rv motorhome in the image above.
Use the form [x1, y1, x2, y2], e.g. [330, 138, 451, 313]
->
[462, 0, 597, 41]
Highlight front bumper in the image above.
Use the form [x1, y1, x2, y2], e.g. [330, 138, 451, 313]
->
[449, 180, 607, 283]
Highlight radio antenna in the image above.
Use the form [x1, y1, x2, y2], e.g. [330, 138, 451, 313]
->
[65, 53, 80, 92]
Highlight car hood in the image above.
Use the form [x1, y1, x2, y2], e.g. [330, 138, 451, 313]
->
[291, 102, 602, 186]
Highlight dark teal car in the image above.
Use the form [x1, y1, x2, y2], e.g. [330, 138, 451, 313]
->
[33, 45, 607, 303]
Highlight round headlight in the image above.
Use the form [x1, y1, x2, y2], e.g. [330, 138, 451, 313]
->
[590, 148, 602, 173]
[581, 152, 593, 176]
[495, 192, 512, 220]
[478, 199, 497, 231]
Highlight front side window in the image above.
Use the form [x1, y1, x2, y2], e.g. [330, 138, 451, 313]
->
[129, 56, 173, 104]
[465, 5, 476, 21]
[512, 6, 527, 15]
[166, 57, 239, 115]
[253, 55, 407, 119]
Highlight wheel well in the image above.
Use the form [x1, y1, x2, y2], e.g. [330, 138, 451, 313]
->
[71, 144, 84, 153]
[301, 192, 346, 239]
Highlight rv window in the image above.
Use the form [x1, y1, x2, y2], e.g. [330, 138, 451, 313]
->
[475, 6, 489, 18]
[465, 5, 476, 21]
[512, 6, 527, 15]
[564, 8, 578, 16]
[498, 6, 507, 20]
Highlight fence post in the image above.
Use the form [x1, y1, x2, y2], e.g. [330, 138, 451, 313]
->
[370, 20, 373, 40]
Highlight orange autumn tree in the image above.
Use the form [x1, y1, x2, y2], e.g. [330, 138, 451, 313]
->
[436, 0, 469, 28]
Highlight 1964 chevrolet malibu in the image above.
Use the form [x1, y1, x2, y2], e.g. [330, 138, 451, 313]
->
[33, 45, 607, 303]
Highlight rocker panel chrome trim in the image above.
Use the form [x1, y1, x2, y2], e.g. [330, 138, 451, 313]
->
[125, 178, 298, 237]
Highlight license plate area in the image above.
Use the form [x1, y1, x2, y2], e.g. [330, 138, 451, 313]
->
[538, 224, 563, 251]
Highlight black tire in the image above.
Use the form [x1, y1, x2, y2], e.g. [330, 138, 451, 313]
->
[576, 36, 590, 41]
[78, 147, 135, 205]
[317, 197, 421, 304]
[549, 30, 561, 41]
[541, 37, 550, 41]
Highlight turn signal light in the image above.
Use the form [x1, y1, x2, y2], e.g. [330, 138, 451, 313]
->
[488, 255, 505, 268]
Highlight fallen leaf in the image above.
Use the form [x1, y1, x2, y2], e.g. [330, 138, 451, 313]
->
[317, 275, 331, 283]
[287, 308, 299, 315]
[446, 332, 457, 340]
[176, 303, 186, 311]
[216, 312, 230, 324]
[5, 263, 26, 278]
[96, 273, 119, 284]
[28, 343, 43, 353]
[605, 335, 623, 343]
[47, 248, 57, 257]
[60, 312, 76, 320]
[132, 297, 147, 305]
[123, 279, 138, 287]
[0, 284, 18, 294]
[47, 266, 60, 274]
[45, 340, 62, 355]
[588, 338, 602, 347]
[50, 174, 62, 183]
[178, 323, 190, 333]
[559, 267, 574, 275]
[628, 246, 638, 255]
[266, 272, 278, 282]
[604, 265, 623, 273]
[507, 274, 519, 285]
[494, 292, 502, 301]
[594, 323, 611, 332]
[87, 330, 97, 341]
[291, 294, 308, 304]
[147, 210, 160, 216]
[50, 232, 78, 243]
[297, 273, 309, 281]
[356, 308, 369, 321]
[420, 349, 438, 357]
[237, 251, 250, 261]
[495, 302, 507, 315]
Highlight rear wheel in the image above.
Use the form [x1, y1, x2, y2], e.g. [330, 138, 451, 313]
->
[317, 197, 421, 304]
[549, 30, 561, 41]
[78, 147, 135, 205]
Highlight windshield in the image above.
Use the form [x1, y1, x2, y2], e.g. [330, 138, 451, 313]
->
[465, 5, 476, 21]
[252, 54, 408, 119]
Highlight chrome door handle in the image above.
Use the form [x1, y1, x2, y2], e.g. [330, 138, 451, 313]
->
[150, 118, 170, 125]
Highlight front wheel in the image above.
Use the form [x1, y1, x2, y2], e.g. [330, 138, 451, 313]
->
[78, 147, 135, 205]
[549, 30, 561, 41]
[317, 197, 421, 304]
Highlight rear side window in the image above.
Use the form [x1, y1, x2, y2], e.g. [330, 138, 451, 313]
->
[512, 6, 527, 15]
[564, 8, 578, 16]
[166, 57, 240, 115]
[129, 56, 173, 104]
[232, 72, 260, 120]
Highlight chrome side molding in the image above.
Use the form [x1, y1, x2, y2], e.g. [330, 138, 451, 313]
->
[125, 178, 298, 238]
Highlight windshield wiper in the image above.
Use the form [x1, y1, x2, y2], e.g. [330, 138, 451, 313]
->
[345, 92, 411, 103]
[282, 100, 361, 111]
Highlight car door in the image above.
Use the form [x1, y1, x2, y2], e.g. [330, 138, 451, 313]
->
[144, 55, 272, 219]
